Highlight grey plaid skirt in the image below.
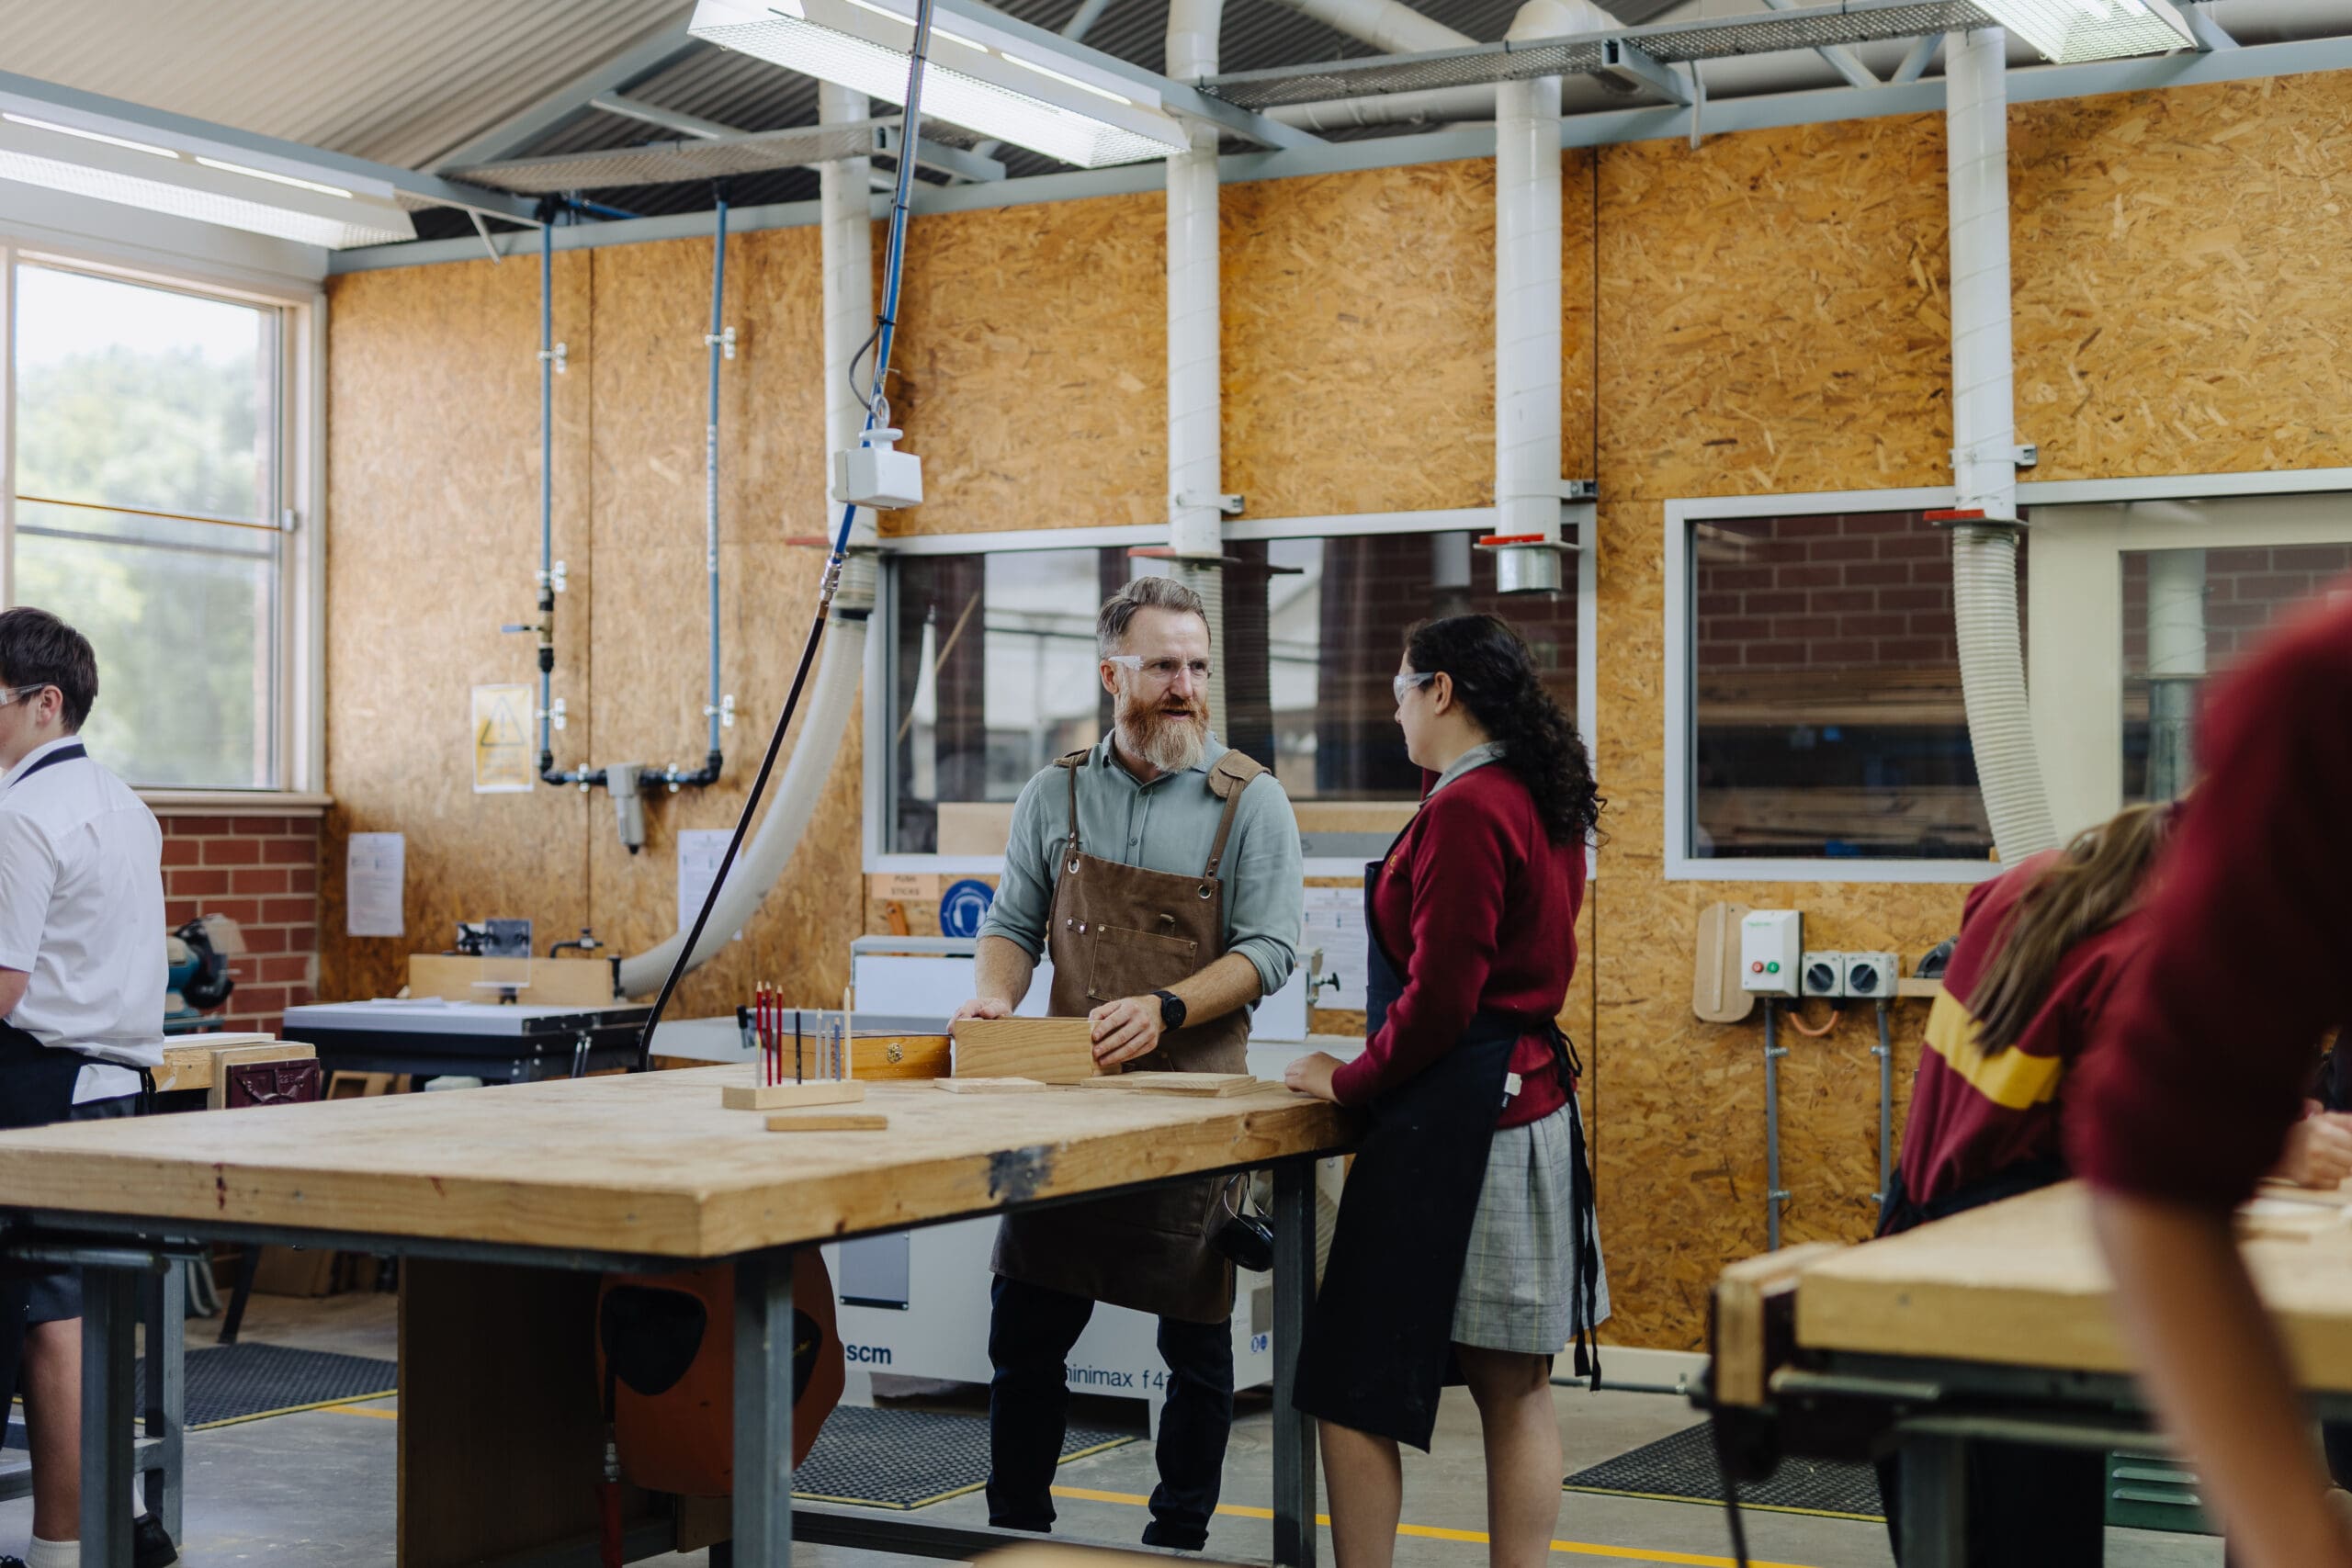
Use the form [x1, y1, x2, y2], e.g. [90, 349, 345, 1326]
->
[1450, 1100, 1611, 1353]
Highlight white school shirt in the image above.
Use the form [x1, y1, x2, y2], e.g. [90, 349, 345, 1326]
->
[0, 737, 166, 1102]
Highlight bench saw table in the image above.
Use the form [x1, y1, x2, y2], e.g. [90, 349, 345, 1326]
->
[0, 1064, 1354, 1568]
[1711, 1179, 2352, 1566]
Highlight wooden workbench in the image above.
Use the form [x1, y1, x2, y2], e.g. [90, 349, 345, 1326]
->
[1715, 1179, 2352, 1567]
[0, 1064, 1352, 1568]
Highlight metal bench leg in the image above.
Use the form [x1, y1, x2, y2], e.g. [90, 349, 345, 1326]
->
[1272, 1159, 1318, 1568]
[734, 1249, 796, 1568]
[1900, 1433, 1969, 1568]
[219, 1247, 260, 1346]
[141, 1260, 186, 1540]
[81, 1265, 138, 1568]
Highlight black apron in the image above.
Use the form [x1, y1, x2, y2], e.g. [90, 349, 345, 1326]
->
[1291, 852, 1591, 1451]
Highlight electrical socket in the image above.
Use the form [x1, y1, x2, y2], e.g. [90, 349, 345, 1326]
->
[1843, 951, 1901, 999]
[1800, 951, 1846, 998]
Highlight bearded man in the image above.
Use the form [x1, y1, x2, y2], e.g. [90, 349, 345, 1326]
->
[956, 573, 1303, 1552]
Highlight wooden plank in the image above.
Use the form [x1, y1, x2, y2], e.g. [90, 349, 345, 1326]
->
[935, 1077, 1051, 1094]
[765, 1112, 889, 1133]
[0, 1064, 1354, 1258]
[407, 953, 615, 1006]
[1793, 1182, 2352, 1394]
[720, 1080, 865, 1111]
[154, 1035, 283, 1094]
[951, 1018, 1102, 1084]
[854, 1032, 951, 1081]
[1079, 1073, 1263, 1098]
[1711, 1242, 1843, 1407]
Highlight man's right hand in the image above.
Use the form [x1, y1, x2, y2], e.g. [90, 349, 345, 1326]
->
[953, 997, 1012, 1024]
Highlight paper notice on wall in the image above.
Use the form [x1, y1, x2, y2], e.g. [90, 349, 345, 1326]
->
[678, 829, 743, 942]
[345, 833, 406, 938]
[1300, 885, 1368, 1014]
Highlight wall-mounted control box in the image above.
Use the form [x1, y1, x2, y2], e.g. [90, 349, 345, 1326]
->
[1739, 910, 1802, 998]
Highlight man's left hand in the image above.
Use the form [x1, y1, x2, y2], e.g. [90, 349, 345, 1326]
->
[1089, 995, 1167, 1066]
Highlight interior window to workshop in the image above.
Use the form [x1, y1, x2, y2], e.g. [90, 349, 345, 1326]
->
[6, 260, 287, 789]
[2122, 540, 2352, 804]
[886, 531, 1578, 858]
[1689, 510, 2006, 862]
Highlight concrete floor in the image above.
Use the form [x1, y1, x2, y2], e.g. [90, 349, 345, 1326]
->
[0, 1292, 2222, 1567]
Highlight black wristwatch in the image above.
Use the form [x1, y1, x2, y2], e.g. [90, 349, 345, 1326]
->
[1152, 989, 1188, 1031]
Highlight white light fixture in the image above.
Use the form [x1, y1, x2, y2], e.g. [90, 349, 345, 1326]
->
[1972, 0, 2193, 62]
[0, 116, 414, 249]
[690, 0, 1188, 168]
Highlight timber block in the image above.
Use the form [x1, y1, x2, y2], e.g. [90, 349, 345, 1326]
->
[1078, 1073, 1263, 1098]
[721, 1080, 866, 1111]
[949, 1019, 1102, 1085]
[764, 1112, 889, 1133]
[934, 1077, 1051, 1094]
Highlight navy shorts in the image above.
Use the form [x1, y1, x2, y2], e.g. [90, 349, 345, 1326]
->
[25, 1092, 141, 1325]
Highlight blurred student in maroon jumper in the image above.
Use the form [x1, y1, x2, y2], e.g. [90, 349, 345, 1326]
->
[1874, 799, 2352, 1563]
[2068, 591, 2352, 1568]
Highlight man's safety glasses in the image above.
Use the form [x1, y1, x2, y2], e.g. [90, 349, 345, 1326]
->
[0, 683, 52, 709]
[1104, 655, 1213, 685]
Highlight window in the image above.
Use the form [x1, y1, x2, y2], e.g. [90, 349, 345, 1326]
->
[6, 260, 289, 788]
[2120, 542, 2352, 803]
[883, 526, 1582, 862]
[1682, 504, 2006, 866]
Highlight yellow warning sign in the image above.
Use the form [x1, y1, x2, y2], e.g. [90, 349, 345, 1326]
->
[472, 683, 536, 795]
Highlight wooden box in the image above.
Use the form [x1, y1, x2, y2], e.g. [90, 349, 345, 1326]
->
[949, 1018, 1102, 1085]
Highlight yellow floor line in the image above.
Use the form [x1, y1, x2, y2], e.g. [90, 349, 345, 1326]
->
[322, 1404, 400, 1421]
[1046, 1485, 1823, 1568]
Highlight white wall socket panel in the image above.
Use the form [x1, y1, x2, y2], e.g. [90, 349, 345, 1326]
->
[1739, 910, 1802, 997]
[1843, 951, 1900, 999]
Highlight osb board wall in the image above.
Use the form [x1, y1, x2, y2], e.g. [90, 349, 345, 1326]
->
[2011, 72, 2352, 481]
[321, 254, 595, 1002]
[887, 193, 1167, 536]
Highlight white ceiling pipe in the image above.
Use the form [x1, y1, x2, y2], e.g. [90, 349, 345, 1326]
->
[1490, 0, 1609, 594]
[614, 82, 880, 998]
[1259, 0, 1476, 55]
[1167, 0, 1228, 732]
[1944, 26, 2058, 863]
[1270, 84, 1498, 129]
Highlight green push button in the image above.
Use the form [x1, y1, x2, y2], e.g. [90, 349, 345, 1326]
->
[1765, 962, 1781, 974]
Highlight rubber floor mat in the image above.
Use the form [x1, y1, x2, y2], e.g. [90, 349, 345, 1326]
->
[1562, 1420, 1885, 1521]
[795, 1404, 1136, 1510]
[6, 1343, 396, 1449]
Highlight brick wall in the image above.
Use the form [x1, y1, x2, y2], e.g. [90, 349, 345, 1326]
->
[156, 814, 322, 1036]
[2121, 543, 2352, 671]
[1695, 511, 1959, 673]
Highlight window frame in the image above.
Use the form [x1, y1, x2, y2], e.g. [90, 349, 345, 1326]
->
[2022, 468, 2352, 843]
[1665, 484, 1991, 885]
[0, 239, 327, 803]
[864, 507, 1598, 878]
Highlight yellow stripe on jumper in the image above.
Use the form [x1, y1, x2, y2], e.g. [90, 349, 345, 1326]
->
[1920, 988, 2064, 1112]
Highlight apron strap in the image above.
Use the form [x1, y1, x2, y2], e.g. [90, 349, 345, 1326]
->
[1201, 751, 1265, 880]
[1057, 750, 1090, 861]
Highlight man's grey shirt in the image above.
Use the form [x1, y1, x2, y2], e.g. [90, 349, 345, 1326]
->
[978, 733, 1304, 1002]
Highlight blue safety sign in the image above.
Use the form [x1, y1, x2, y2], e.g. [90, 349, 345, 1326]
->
[938, 879, 995, 939]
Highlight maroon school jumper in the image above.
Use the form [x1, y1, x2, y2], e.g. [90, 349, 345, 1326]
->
[1329, 761, 1584, 1128]
[2068, 590, 2352, 1208]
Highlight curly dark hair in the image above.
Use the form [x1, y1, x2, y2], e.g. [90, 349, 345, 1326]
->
[1405, 615, 1602, 845]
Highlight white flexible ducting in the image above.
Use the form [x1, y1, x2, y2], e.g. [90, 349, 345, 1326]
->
[616, 618, 870, 996]
[1943, 27, 2057, 863]
[1272, 84, 1498, 130]
[615, 82, 880, 997]
[1168, 0, 1227, 728]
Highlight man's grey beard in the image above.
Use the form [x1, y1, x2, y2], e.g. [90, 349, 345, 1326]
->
[1117, 696, 1209, 773]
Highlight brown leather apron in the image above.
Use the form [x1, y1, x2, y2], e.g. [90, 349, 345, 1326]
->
[989, 744, 1264, 1325]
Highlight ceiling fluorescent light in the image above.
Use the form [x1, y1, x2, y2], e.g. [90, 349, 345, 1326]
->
[1972, 0, 2193, 62]
[192, 155, 354, 199]
[0, 112, 175, 160]
[690, 0, 1185, 167]
[0, 118, 413, 248]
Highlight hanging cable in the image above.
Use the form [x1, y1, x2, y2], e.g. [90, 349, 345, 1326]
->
[634, 0, 938, 1067]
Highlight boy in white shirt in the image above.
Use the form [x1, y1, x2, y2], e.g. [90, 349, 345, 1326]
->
[0, 607, 175, 1568]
